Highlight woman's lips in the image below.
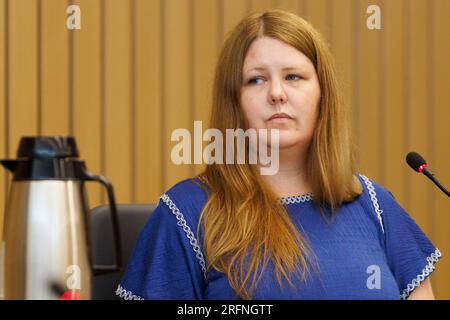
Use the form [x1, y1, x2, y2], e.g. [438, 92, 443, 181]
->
[268, 113, 293, 121]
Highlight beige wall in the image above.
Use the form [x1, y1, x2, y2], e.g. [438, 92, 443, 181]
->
[0, 0, 449, 298]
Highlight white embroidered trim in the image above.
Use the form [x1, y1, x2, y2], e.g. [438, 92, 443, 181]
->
[400, 248, 442, 300]
[116, 284, 144, 300]
[279, 193, 314, 205]
[359, 174, 385, 233]
[160, 193, 207, 279]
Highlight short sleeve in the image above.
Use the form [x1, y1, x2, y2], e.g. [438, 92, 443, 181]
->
[376, 185, 442, 299]
[116, 197, 206, 300]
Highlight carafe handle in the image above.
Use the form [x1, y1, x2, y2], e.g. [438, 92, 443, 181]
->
[79, 162, 122, 276]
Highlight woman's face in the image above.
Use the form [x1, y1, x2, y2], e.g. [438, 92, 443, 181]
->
[240, 36, 321, 150]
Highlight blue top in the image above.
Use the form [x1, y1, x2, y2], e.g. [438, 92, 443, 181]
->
[117, 174, 442, 300]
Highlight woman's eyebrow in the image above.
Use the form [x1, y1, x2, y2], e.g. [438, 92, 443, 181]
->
[243, 67, 266, 73]
[282, 67, 303, 71]
[244, 66, 303, 73]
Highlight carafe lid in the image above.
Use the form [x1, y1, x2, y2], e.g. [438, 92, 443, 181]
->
[1, 136, 85, 180]
[17, 136, 79, 158]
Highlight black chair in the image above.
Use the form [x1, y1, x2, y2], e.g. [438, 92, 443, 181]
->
[90, 204, 155, 300]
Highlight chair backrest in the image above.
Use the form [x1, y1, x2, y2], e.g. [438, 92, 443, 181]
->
[90, 204, 155, 300]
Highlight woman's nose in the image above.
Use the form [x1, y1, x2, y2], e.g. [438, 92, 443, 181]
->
[268, 80, 287, 104]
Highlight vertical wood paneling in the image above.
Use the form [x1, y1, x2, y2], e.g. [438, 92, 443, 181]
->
[0, 0, 6, 241]
[40, 0, 70, 136]
[384, 0, 407, 204]
[130, 0, 136, 203]
[329, 0, 359, 182]
[4, 0, 39, 246]
[104, 0, 132, 203]
[192, 0, 219, 176]
[300, 0, 308, 18]
[407, 0, 432, 234]
[351, 0, 361, 167]
[306, 0, 330, 42]
[275, 0, 301, 15]
[432, 0, 450, 299]
[250, 0, 275, 12]
[163, 0, 192, 189]
[221, 0, 249, 42]
[331, 0, 354, 164]
[8, 0, 38, 156]
[73, 0, 103, 209]
[135, 0, 162, 203]
[6, 0, 38, 240]
[357, 0, 383, 180]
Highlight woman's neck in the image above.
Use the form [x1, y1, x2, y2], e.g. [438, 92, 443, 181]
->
[259, 145, 312, 197]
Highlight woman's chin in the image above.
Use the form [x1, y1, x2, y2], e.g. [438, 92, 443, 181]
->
[270, 132, 305, 149]
[255, 129, 308, 150]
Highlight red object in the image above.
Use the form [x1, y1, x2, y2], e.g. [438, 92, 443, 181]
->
[418, 163, 428, 173]
[60, 290, 81, 300]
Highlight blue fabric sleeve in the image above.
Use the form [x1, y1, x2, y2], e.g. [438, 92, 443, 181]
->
[375, 183, 442, 299]
[117, 198, 206, 300]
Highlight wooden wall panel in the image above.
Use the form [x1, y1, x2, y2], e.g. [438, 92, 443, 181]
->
[163, 0, 192, 190]
[331, 0, 355, 168]
[40, 0, 70, 136]
[104, 0, 132, 203]
[0, 0, 6, 241]
[8, 0, 38, 157]
[407, 0, 432, 234]
[384, 0, 407, 204]
[72, 0, 103, 209]
[432, 0, 450, 299]
[5, 0, 39, 243]
[2, 0, 39, 246]
[221, 0, 250, 41]
[274, 0, 302, 15]
[306, 0, 331, 42]
[250, 0, 275, 12]
[134, 0, 162, 203]
[192, 0, 219, 176]
[357, 0, 383, 180]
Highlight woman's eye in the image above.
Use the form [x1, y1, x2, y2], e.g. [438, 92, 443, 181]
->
[286, 74, 301, 81]
[248, 77, 265, 85]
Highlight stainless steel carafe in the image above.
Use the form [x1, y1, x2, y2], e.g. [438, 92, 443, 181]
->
[1, 136, 121, 299]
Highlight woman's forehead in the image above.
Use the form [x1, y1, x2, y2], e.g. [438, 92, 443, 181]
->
[243, 37, 313, 72]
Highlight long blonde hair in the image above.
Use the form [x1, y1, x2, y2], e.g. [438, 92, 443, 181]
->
[197, 9, 362, 299]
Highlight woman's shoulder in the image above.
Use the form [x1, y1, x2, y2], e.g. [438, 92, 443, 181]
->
[353, 174, 441, 299]
[163, 176, 209, 202]
[355, 173, 399, 207]
[157, 176, 209, 226]
[353, 173, 421, 233]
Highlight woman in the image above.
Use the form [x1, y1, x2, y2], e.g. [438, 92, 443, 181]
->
[117, 9, 441, 300]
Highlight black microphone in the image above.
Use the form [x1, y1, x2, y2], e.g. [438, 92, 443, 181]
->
[406, 151, 450, 197]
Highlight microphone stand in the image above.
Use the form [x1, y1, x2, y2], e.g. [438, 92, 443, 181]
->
[422, 168, 450, 197]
